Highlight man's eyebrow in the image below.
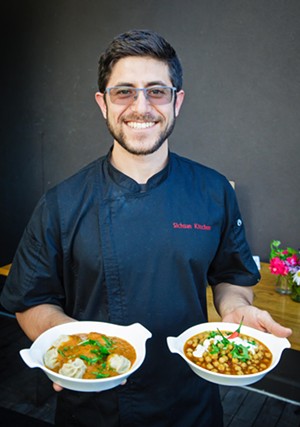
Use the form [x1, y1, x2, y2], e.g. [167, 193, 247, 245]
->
[145, 81, 169, 87]
[111, 82, 135, 87]
[109, 81, 170, 88]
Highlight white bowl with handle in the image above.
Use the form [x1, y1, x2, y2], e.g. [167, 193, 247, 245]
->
[20, 321, 152, 392]
[167, 322, 290, 386]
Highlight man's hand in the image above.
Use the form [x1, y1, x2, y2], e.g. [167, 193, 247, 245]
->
[222, 305, 292, 338]
[53, 383, 64, 392]
[212, 282, 292, 338]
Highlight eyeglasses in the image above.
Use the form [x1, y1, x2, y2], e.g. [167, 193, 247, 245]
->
[104, 86, 177, 105]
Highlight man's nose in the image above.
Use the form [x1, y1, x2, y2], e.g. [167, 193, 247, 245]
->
[130, 89, 151, 112]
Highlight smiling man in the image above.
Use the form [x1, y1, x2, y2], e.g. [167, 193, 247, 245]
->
[96, 56, 183, 156]
[1, 30, 291, 427]
[95, 52, 184, 185]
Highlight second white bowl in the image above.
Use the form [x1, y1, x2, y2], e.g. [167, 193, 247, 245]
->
[167, 322, 290, 386]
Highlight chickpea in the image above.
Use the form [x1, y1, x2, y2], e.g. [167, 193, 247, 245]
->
[185, 330, 272, 376]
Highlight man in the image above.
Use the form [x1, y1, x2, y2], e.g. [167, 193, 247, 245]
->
[1, 30, 291, 427]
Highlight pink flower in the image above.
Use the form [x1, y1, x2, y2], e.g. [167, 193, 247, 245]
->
[286, 254, 299, 266]
[269, 257, 289, 275]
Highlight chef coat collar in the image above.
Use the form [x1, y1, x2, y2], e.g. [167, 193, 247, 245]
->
[105, 148, 170, 193]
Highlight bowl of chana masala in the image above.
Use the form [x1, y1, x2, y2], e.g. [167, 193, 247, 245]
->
[20, 321, 152, 392]
[167, 321, 290, 386]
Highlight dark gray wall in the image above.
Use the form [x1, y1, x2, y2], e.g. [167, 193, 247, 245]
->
[1, 0, 300, 264]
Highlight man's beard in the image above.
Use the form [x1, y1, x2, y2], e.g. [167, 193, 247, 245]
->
[105, 112, 176, 156]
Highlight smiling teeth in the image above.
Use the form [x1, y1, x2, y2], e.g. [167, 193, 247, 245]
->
[127, 122, 155, 129]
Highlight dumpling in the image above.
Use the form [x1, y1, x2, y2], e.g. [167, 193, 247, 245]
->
[44, 347, 60, 369]
[107, 354, 131, 374]
[51, 335, 70, 348]
[59, 358, 87, 378]
[44, 335, 71, 370]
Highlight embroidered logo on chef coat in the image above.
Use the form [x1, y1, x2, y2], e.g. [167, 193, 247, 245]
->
[173, 222, 212, 230]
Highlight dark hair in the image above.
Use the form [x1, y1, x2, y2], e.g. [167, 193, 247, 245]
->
[97, 29, 183, 92]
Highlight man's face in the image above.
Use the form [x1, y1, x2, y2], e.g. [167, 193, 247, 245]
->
[95, 56, 184, 156]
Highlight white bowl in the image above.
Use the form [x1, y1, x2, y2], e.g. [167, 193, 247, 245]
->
[167, 322, 290, 386]
[20, 321, 152, 392]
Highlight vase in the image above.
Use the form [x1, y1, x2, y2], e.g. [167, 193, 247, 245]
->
[290, 283, 300, 302]
[275, 274, 292, 294]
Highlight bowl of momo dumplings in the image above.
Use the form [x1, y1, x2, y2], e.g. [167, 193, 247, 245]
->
[20, 321, 152, 392]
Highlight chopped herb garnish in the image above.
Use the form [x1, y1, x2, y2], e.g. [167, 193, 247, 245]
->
[210, 344, 220, 354]
[231, 344, 250, 362]
[208, 331, 219, 339]
[216, 329, 230, 345]
[79, 339, 112, 355]
[79, 355, 104, 365]
[102, 335, 114, 347]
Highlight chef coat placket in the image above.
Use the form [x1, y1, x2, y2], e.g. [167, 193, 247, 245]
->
[98, 201, 128, 324]
[96, 165, 130, 326]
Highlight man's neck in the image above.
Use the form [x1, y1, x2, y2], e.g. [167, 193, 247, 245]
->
[110, 142, 169, 184]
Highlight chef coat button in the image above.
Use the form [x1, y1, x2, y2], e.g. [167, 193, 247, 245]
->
[237, 219, 242, 226]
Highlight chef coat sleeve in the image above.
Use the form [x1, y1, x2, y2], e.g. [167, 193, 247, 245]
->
[207, 181, 260, 287]
[0, 192, 65, 313]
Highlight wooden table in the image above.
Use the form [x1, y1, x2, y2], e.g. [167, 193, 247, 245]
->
[207, 262, 300, 351]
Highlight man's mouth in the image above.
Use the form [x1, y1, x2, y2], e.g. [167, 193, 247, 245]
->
[126, 121, 156, 129]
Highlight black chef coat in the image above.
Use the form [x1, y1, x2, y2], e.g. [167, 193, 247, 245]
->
[1, 151, 260, 427]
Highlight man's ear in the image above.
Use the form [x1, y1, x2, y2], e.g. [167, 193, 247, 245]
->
[95, 92, 107, 119]
[174, 90, 185, 117]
